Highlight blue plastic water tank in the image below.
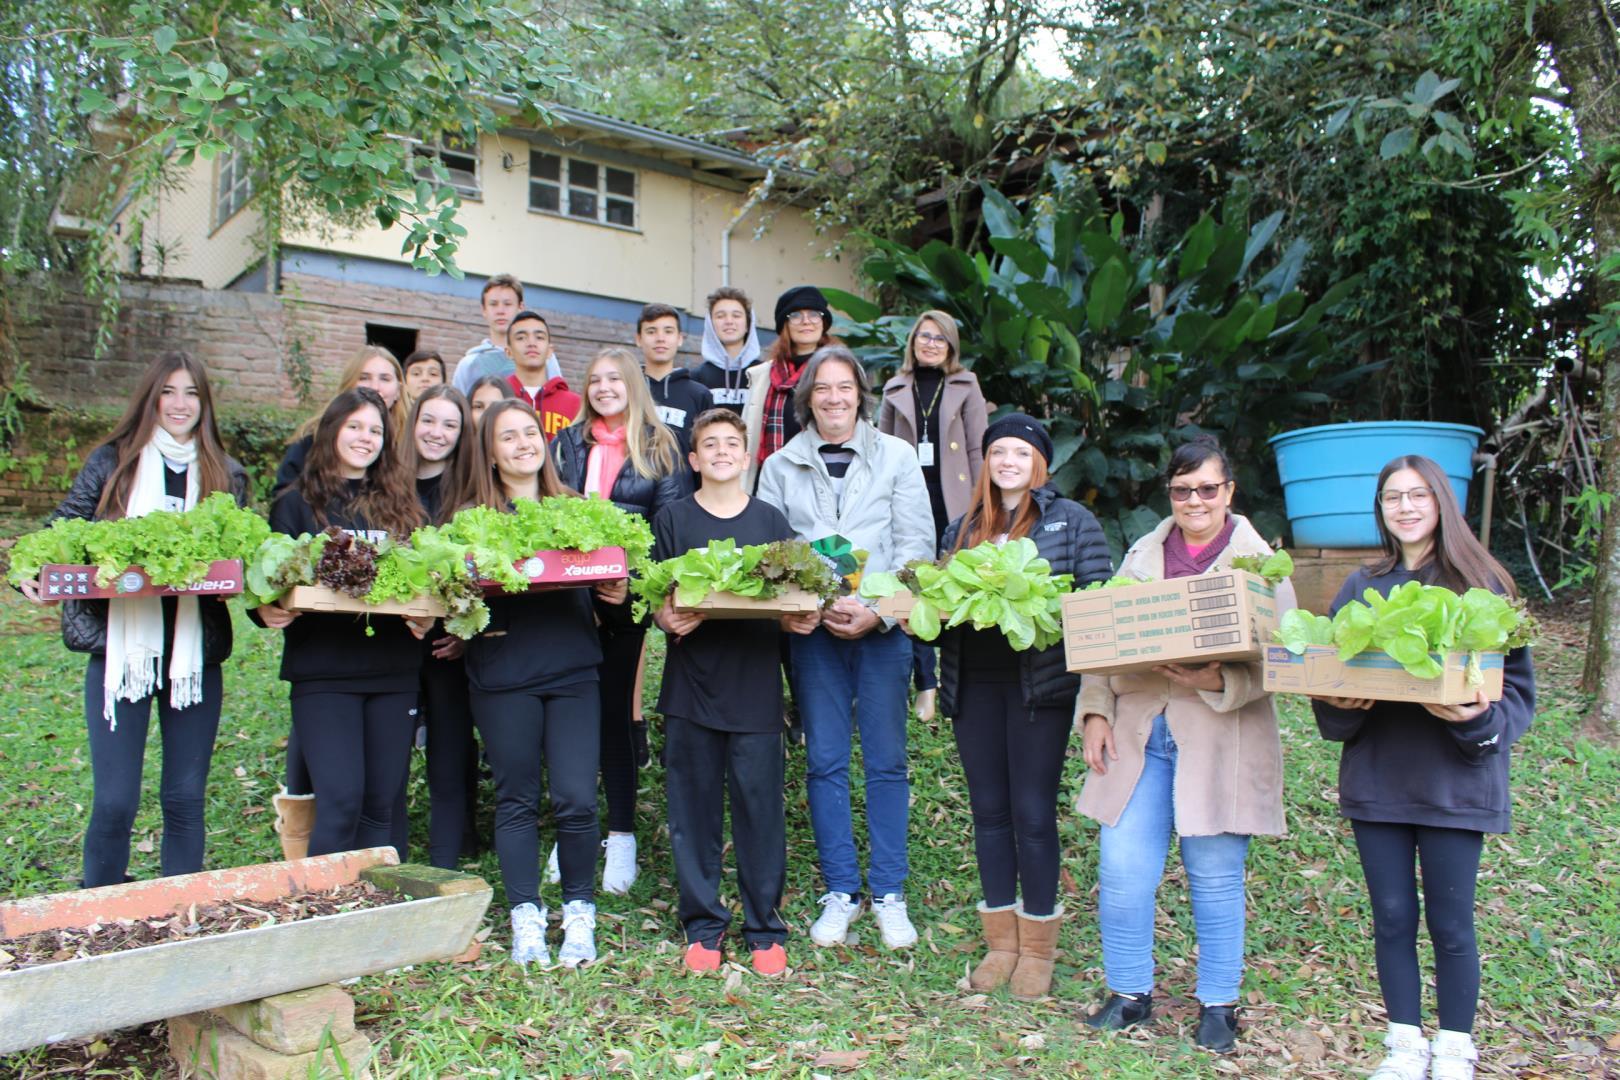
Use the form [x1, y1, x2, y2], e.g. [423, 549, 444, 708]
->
[1268, 422, 1483, 547]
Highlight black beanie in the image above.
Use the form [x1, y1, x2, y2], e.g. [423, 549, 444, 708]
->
[773, 285, 831, 334]
[982, 412, 1055, 465]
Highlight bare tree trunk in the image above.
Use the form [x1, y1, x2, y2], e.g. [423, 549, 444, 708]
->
[1537, 0, 1620, 735]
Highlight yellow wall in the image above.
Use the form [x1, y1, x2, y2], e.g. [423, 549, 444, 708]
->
[110, 154, 265, 289]
[115, 132, 863, 308]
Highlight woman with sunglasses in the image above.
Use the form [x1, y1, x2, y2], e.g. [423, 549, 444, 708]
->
[1311, 456, 1534, 1080]
[878, 310, 987, 722]
[1075, 436, 1294, 1055]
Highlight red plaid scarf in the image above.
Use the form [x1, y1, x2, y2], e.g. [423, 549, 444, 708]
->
[758, 356, 807, 465]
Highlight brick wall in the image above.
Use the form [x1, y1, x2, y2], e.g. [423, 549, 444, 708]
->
[2, 274, 707, 513]
[14, 274, 701, 408]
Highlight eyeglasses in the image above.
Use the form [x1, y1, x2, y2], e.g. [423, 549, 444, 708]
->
[915, 332, 948, 347]
[1168, 481, 1230, 502]
[786, 310, 825, 325]
[1379, 487, 1434, 509]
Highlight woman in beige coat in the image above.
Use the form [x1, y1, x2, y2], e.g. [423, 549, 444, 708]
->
[1076, 437, 1293, 1055]
[878, 311, 988, 721]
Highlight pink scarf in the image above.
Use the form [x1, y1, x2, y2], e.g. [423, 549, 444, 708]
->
[584, 418, 629, 499]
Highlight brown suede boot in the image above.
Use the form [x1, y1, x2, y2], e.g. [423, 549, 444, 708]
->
[1008, 904, 1063, 1001]
[272, 787, 316, 862]
[969, 902, 1020, 991]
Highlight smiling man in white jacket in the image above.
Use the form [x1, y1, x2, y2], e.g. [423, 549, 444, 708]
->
[756, 345, 935, 952]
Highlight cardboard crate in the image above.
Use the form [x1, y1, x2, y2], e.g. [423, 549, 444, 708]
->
[875, 593, 916, 621]
[280, 585, 445, 618]
[37, 561, 245, 602]
[1063, 570, 1282, 676]
[1262, 645, 1505, 704]
[675, 587, 820, 620]
[476, 547, 628, 593]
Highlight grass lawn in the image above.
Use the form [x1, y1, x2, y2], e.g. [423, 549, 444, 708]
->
[0, 590, 1616, 1079]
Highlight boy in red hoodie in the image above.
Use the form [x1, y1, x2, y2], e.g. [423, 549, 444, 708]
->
[505, 310, 581, 441]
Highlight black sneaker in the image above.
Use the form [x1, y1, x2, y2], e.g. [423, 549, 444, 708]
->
[1083, 990, 1153, 1030]
[1195, 1004, 1239, 1054]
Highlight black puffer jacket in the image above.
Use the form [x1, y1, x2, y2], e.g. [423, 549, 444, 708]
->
[48, 443, 252, 660]
[937, 485, 1112, 717]
[550, 423, 692, 523]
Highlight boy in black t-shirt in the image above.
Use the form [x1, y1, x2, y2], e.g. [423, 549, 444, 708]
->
[651, 408, 819, 976]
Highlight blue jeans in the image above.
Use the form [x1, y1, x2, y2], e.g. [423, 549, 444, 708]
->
[791, 626, 911, 897]
[1097, 713, 1251, 1005]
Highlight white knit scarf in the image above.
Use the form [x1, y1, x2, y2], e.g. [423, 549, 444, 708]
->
[103, 429, 203, 728]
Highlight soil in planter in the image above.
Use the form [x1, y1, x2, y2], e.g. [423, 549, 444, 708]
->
[0, 880, 402, 970]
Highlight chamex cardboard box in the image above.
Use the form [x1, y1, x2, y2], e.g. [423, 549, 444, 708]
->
[1062, 570, 1281, 677]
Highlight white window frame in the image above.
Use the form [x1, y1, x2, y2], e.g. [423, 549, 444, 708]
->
[413, 132, 481, 199]
[214, 141, 254, 229]
[528, 151, 638, 231]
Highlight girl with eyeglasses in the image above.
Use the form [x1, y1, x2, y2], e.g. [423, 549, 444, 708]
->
[1310, 455, 1535, 1080]
[878, 311, 989, 723]
[742, 286, 841, 491]
[1075, 435, 1294, 1055]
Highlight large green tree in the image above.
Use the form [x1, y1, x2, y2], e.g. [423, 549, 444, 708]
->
[0, 0, 571, 365]
[1534, 0, 1620, 734]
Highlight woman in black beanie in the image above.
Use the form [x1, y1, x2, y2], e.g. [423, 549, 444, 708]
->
[921, 412, 1112, 1000]
[742, 285, 838, 491]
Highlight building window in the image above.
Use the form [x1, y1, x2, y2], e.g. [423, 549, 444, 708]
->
[215, 141, 254, 227]
[413, 133, 480, 197]
[529, 152, 637, 229]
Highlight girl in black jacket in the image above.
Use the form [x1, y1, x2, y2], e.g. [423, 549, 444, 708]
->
[254, 387, 430, 860]
[1311, 454, 1535, 1080]
[930, 413, 1112, 1001]
[21, 352, 249, 887]
[462, 398, 632, 968]
[551, 346, 691, 895]
[402, 386, 480, 868]
[268, 346, 410, 857]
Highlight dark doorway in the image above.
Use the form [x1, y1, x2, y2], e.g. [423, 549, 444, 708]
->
[365, 323, 419, 363]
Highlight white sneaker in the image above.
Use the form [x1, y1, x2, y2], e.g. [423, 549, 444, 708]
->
[558, 899, 597, 968]
[509, 902, 549, 965]
[1370, 1023, 1431, 1080]
[546, 843, 560, 885]
[1429, 1031, 1477, 1080]
[871, 893, 919, 949]
[601, 834, 637, 895]
[810, 891, 863, 947]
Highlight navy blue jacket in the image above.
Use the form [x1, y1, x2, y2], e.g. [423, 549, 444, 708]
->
[937, 485, 1113, 716]
[1311, 565, 1536, 833]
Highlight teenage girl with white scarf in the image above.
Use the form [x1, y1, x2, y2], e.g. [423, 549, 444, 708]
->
[20, 353, 248, 887]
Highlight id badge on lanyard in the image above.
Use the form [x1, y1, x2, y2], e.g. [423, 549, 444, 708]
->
[917, 439, 935, 467]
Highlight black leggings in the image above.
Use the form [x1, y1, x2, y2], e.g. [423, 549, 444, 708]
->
[291, 690, 417, 858]
[422, 656, 479, 868]
[598, 629, 643, 834]
[950, 677, 1073, 915]
[1351, 819, 1484, 1033]
[471, 682, 600, 907]
[82, 658, 222, 887]
[284, 725, 312, 796]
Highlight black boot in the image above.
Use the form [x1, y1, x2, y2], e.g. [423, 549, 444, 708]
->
[1084, 991, 1153, 1030]
[1195, 1005, 1239, 1053]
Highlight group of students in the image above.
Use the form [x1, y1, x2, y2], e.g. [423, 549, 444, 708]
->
[22, 278, 1535, 1080]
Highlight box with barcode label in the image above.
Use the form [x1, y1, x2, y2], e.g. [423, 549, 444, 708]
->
[1062, 570, 1281, 676]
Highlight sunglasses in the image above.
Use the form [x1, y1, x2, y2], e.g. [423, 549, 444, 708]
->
[1168, 481, 1231, 502]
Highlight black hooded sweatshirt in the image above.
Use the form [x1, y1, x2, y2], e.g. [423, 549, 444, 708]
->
[645, 367, 714, 454]
[1311, 565, 1536, 834]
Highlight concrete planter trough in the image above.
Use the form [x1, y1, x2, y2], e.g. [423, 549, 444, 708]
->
[0, 847, 491, 1057]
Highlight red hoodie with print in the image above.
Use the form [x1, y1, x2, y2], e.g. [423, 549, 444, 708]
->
[506, 374, 582, 442]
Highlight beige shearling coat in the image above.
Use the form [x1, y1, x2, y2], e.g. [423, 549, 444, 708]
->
[1073, 514, 1294, 838]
